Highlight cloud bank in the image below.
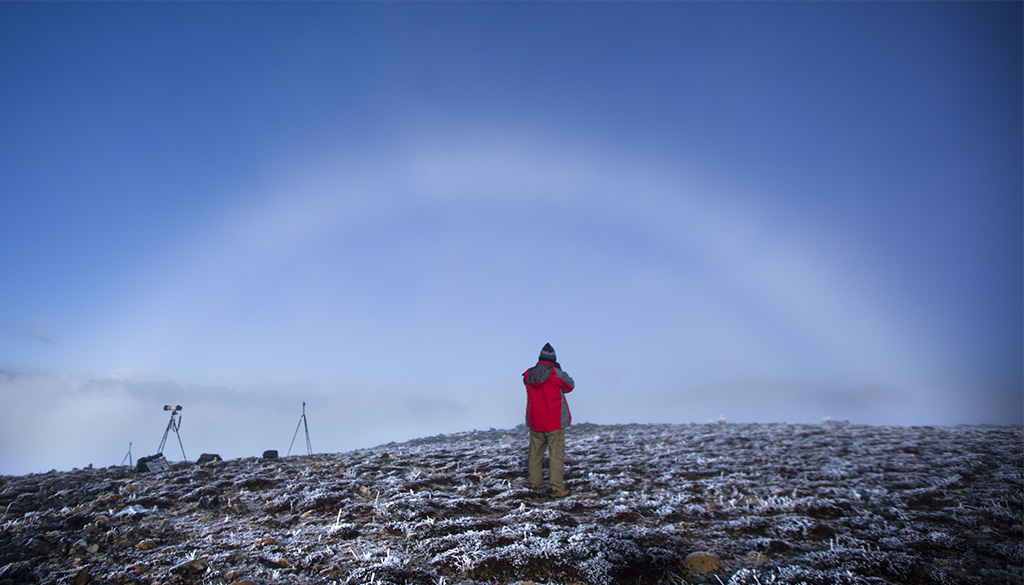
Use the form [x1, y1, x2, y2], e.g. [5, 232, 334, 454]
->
[0, 368, 519, 477]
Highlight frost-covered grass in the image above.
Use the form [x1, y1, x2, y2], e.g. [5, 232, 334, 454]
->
[0, 422, 1021, 585]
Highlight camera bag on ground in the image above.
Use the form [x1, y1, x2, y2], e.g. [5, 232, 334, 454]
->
[136, 453, 170, 473]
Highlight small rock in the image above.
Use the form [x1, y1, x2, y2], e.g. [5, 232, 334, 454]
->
[171, 558, 209, 579]
[130, 563, 149, 574]
[230, 581, 256, 585]
[747, 551, 770, 563]
[86, 543, 99, 554]
[73, 566, 89, 585]
[198, 495, 221, 509]
[136, 539, 158, 551]
[64, 514, 92, 530]
[684, 551, 721, 572]
[257, 556, 290, 569]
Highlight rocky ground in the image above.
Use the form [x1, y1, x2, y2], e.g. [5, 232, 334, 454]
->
[1, 422, 1021, 585]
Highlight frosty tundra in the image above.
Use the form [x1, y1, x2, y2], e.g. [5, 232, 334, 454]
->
[522, 342, 575, 497]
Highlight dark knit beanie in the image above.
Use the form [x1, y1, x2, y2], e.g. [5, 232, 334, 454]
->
[539, 343, 557, 363]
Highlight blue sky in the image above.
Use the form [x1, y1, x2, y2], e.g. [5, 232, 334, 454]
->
[1, 2, 1021, 475]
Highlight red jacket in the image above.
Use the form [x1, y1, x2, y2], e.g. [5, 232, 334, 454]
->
[523, 361, 574, 432]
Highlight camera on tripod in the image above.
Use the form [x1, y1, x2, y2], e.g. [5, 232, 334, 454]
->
[157, 405, 187, 463]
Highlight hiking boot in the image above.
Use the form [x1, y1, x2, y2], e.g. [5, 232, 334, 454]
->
[552, 488, 570, 498]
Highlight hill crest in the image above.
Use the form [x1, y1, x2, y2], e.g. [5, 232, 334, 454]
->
[1, 422, 1021, 585]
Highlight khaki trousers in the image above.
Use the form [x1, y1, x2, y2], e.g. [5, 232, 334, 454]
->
[528, 429, 565, 491]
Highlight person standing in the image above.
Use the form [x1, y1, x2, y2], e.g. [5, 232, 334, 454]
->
[522, 343, 574, 497]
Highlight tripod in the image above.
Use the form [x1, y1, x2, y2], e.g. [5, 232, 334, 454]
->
[121, 442, 133, 467]
[288, 401, 313, 456]
[159, 405, 188, 461]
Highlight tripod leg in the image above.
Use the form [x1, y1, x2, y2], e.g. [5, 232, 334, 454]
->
[288, 415, 303, 457]
[303, 415, 312, 456]
[159, 418, 174, 454]
[175, 430, 187, 462]
[121, 442, 133, 467]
